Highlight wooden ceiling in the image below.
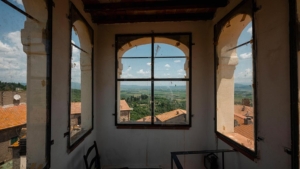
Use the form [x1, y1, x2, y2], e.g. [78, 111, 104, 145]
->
[81, 0, 228, 24]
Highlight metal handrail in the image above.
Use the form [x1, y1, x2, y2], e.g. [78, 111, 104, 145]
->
[171, 149, 236, 169]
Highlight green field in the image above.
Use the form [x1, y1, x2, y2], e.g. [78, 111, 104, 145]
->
[234, 83, 253, 105]
[121, 85, 186, 120]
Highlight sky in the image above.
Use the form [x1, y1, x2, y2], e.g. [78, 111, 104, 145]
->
[71, 29, 81, 84]
[0, 1, 253, 86]
[0, 1, 26, 83]
[235, 22, 253, 85]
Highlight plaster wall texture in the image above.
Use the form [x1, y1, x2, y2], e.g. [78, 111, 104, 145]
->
[48, 0, 292, 168]
[51, 0, 96, 168]
[211, 0, 291, 168]
[95, 21, 212, 168]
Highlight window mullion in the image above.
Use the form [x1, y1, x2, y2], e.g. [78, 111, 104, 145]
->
[151, 35, 154, 125]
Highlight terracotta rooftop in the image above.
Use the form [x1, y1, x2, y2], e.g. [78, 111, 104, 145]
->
[234, 104, 254, 117]
[71, 102, 81, 114]
[137, 116, 156, 122]
[155, 109, 186, 122]
[0, 104, 26, 130]
[120, 100, 132, 111]
[234, 105, 254, 140]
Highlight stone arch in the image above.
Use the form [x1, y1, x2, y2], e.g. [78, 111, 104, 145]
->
[216, 14, 252, 133]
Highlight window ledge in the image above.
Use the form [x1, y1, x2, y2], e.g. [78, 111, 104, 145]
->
[117, 125, 191, 130]
[216, 132, 258, 161]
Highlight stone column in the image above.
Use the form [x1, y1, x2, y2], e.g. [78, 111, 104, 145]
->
[21, 19, 47, 166]
[216, 52, 238, 133]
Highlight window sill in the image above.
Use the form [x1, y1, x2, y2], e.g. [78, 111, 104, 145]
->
[216, 132, 258, 161]
[116, 125, 191, 130]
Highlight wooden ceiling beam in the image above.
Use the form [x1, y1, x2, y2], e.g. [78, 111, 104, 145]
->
[84, 1, 228, 12]
[92, 12, 215, 24]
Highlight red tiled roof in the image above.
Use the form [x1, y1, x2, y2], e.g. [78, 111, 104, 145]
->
[234, 105, 254, 117]
[155, 109, 186, 122]
[0, 104, 26, 130]
[120, 100, 132, 111]
[71, 102, 81, 114]
[234, 105, 254, 140]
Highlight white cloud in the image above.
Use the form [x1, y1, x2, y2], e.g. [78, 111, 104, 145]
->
[240, 52, 252, 59]
[0, 31, 27, 82]
[147, 62, 151, 66]
[121, 66, 133, 78]
[14, 0, 23, 5]
[247, 27, 252, 34]
[165, 64, 170, 68]
[137, 69, 150, 75]
[177, 69, 184, 73]
[174, 60, 181, 63]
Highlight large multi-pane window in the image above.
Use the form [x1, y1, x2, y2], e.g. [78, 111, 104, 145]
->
[215, 0, 257, 158]
[116, 34, 191, 127]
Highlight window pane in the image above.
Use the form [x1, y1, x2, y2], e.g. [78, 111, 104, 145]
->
[118, 58, 151, 79]
[118, 81, 151, 124]
[154, 81, 188, 125]
[69, 5, 93, 146]
[154, 35, 190, 57]
[216, 17, 255, 151]
[154, 57, 187, 79]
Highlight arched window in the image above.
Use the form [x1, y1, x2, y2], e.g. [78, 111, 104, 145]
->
[115, 34, 191, 127]
[69, 4, 93, 149]
[215, 0, 257, 158]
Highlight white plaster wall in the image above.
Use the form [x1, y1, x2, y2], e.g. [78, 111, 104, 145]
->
[51, 0, 97, 168]
[211, 0, 291, 168]
[49, 0, 291, 168]
[95, 22, 213, 168]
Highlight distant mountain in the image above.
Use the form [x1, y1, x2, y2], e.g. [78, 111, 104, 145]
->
[71, 82, 81, 89]
[234, 83, 252, 92]
[121, 85, 186, 91]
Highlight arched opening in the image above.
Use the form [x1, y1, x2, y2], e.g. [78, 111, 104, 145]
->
[216, 14, 255, 151]
[0, 0, 50, 168]
[69, 5, 93, 147]
[116, 34, 191, 126]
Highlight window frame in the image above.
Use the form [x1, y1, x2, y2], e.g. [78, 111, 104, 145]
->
[214, 0, 258, 160]
[67, 3, 94, 152]
[115, 33, 192, 129]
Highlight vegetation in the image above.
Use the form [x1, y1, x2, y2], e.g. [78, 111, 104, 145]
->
[121, 85, 187, 120]
[234, 83, 253, 105]
[71, 89, 81, 102]
[0, 81, 26, 91]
